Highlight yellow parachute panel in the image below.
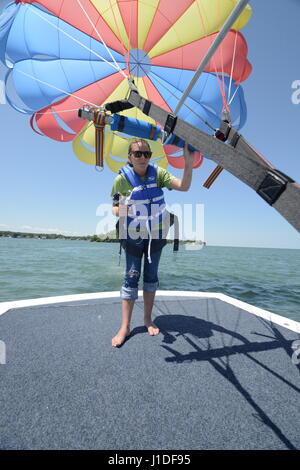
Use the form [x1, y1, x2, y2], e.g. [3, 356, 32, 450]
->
[138, 0, 160, 50]
[149, 0, 252, 58]
[91, 0, 129, 50]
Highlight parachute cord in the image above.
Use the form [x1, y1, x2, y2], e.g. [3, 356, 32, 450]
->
[219, 42, 230, 113]
[228, 85, 240, 106]
[227, 30, 238, 104]
[28, 5, 124, 76]
[244, 141, 273, 169]
[148, 72, 216, 132]
[217, 0, 228, 111]
[194, 0, 229, 114]
[75, 0, 128, 79]
[125, 0, 133, 75]
[215, 0, 230, 114]
[15, 68, 99, 107]
[34, 108, 83, 116]
[108, 0, 131, 73]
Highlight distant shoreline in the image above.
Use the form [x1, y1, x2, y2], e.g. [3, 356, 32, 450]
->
[0, 230, 114, 242]
[0, 231, 206, 245]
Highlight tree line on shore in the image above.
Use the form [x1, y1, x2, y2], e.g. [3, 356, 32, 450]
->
[0, 230, 124, 242]
[0, 231, 205, 245]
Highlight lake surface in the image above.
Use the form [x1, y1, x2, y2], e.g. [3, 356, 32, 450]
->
[0, 238, 299, 321]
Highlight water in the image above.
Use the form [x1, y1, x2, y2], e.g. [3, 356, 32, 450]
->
[0, 238, 299, 322]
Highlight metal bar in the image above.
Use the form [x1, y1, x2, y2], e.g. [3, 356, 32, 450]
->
[174, 0, 250, 115]
[127, 90, 300, 233]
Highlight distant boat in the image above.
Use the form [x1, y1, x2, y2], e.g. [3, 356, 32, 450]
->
[185, 241, 205, 250]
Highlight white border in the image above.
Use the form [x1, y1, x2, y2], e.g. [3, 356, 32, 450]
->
[0, 290, 299, 334]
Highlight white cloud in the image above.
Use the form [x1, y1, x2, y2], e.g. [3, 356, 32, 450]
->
[20, 225, 60, 233]
[20, 225, 35, 230]
[0, 224, 8, 228]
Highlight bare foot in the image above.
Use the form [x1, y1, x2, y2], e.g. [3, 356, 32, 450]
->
[112, 328, 130, 347]
[145, 322, 160, 336]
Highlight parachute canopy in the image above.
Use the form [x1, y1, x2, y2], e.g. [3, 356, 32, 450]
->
[0, 0, 252, 172]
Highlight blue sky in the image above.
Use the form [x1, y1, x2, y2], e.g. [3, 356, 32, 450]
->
[0, 0, 299, 248]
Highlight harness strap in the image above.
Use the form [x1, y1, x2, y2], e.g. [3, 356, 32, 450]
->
[170, 212, 179, 252]
[127, 90, 300, 233]
[94, 113, 106, 168]
[203, 165, 223, 188]
[204, 121, 238, 188]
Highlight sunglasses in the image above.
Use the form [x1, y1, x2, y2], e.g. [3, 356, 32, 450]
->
[130, 150, 152, 159]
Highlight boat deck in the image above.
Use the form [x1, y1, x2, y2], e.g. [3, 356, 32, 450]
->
[0, 291, 299, 450]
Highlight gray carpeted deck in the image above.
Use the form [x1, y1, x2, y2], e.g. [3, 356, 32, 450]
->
[0, 295, 299, 450]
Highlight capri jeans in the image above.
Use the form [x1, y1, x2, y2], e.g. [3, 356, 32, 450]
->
[121, 239, 163, 300]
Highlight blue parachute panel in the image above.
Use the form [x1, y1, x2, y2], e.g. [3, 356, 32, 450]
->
[149, 71, 221, 131]
[0, 3, 19, 64]
[150, 67, 247, 131]
[5, 4, 125, 65]
[10, 59, 124, 110]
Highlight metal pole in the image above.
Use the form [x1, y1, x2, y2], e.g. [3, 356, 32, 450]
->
[174, 0, 250, 115]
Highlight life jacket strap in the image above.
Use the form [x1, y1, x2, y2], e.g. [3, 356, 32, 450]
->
[130, 183, 158, 193]
[126, 195, 164, 205]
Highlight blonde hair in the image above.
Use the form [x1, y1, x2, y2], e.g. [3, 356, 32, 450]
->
[128, 138, 151, 155]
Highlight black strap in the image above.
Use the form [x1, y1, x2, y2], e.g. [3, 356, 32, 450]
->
[116, 115, 126, 132]
[164, 113, 177, 134]
[142, 99, 151, 116]
[169, 212, 179, 252]
[105, 100, 134, 114]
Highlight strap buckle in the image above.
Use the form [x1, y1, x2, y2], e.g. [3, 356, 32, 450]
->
[164, 113, 177, 135]
[257, 169, 294, 205]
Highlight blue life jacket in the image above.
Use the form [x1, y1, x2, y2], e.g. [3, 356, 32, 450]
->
[119, 163, 167, 237]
